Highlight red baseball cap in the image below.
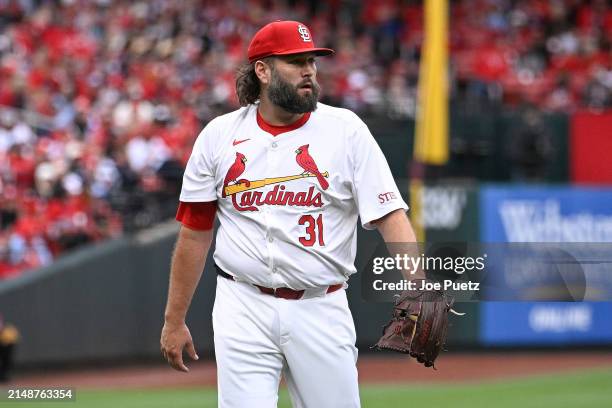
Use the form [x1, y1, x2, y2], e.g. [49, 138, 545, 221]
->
[247, 20, 334, 63]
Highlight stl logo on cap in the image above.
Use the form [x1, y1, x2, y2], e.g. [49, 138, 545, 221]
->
[297, 24, 312, 42]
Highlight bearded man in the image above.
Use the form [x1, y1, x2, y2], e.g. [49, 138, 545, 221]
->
[161, 20, 417, 408]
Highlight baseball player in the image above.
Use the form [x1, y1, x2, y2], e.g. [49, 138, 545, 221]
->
[161, 20, 418, 407]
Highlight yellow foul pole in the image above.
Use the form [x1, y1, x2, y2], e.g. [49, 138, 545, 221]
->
[411, 0, 449, 241]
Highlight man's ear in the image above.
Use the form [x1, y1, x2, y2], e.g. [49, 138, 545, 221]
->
[254, 60, 272, 85]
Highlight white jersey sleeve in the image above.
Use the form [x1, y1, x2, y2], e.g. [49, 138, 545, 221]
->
[179, 122, 218, 202]
[351, 122, 408, 229]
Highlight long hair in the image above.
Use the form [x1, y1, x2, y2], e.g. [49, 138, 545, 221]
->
[235, 58, 273, 106]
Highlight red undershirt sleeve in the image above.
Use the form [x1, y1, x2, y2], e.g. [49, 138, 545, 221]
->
[175, 201, 218, 231]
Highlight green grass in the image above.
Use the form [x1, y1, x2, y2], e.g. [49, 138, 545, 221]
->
[2, 368, 611, 408]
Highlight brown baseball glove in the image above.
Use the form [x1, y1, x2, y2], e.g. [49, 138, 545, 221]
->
[373, 280, 460, 368]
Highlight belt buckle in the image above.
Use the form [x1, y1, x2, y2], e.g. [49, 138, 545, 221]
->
[273, 287, 286, 299]
[273, 287, 304, 300]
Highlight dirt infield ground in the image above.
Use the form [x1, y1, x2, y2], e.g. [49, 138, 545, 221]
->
[9, 352, 612, 389]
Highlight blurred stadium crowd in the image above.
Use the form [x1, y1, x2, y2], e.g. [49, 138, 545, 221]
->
[0, 0, 611, 278]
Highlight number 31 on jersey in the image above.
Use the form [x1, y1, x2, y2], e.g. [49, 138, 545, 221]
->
[298, 214, 325, 247]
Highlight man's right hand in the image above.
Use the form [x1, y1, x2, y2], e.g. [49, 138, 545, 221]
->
[160, 321, 199, 372]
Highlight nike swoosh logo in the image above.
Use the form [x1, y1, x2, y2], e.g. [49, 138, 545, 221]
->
[233, 138, 250, 146]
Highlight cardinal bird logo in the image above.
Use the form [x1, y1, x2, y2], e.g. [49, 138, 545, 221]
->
[295, 144, 329, 190]
[222, 152, 250, 198]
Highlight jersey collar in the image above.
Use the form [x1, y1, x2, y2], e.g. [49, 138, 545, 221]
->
[256, 109, 311, 137]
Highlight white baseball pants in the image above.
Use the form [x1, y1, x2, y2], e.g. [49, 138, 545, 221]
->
[212, 275, 361, 408]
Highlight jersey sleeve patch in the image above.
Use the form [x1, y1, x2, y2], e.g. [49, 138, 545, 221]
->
[351, 124, 409, 230]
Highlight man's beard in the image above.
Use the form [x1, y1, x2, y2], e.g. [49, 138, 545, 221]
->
[267, 69, 320, 114]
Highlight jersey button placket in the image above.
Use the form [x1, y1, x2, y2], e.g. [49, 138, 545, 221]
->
[265, 146, 278, 276]
[266, 220, 280, 277]
[264, 208, 276, 275]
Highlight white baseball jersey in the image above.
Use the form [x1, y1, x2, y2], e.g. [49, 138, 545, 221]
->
[180, 102, 408, 290]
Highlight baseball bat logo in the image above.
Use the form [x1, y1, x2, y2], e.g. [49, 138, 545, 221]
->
[222, 145, 330, 211]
